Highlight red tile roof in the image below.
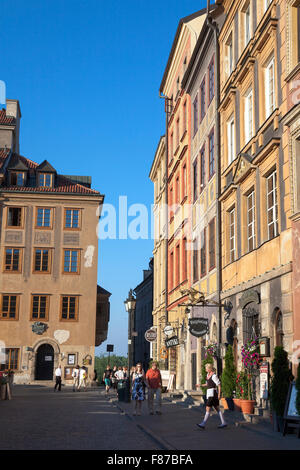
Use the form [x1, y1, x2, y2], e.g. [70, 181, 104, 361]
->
[0, 149, 101, 195]
[0, 109, 15, 125]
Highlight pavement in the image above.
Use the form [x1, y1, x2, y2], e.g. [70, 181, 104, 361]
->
[1, 384, 299, 450]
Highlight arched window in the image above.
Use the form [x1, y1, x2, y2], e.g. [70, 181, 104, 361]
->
[275, 308, 283, 347]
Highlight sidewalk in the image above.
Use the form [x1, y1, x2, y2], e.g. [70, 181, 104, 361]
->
[110, 391, 300, 450]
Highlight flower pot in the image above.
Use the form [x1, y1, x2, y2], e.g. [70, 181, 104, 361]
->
[220, 397, 229, 410]
[225, 397, 235, 411]
[240, 399, 255, 414]
[233, 398, 241, 412]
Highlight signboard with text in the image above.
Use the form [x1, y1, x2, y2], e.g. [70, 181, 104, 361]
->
[188, 318, 209, 337]
[165, 335, 179, 348]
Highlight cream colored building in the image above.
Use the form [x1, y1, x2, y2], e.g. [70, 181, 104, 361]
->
[149, 136, 167, 365]
[0, 100, 107, 384]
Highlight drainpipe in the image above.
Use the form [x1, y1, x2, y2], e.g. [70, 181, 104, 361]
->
[159, 91, 169, 370]
[206, 7, 223, 375]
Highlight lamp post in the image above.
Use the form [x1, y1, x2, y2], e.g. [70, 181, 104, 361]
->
[124, 289, 136, 372]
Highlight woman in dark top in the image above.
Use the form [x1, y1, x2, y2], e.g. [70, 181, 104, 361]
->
[197, 363, 227, 429]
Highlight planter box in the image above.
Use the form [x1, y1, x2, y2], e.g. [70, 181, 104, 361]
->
[240, 399, 256, 415]
[233, 398, 241, 412]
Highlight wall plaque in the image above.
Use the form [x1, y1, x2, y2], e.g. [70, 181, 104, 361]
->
[34, 232, 51, 244]
[32, 322, 48, 335]
[5, 231, 23, 243]
[63, 233, 80, 245]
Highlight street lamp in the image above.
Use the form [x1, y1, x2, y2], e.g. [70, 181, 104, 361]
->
[124, 289, 136, 372]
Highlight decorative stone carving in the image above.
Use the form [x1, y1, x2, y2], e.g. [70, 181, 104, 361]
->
[32, 322, 48, 335]
[5, 231, 22, 243]
[34, 232, 51, 244]
[63, 233, 80, 245]
[54, 330, 70, 344]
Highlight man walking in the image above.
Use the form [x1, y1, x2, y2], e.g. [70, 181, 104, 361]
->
[146, 362, 162, 415]
[78, 366, 87, 391]
[54, 365, 62, 392]
[72, 365, 80, 392]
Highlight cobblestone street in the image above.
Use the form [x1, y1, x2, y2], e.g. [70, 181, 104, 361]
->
[1, 385, 299, 450]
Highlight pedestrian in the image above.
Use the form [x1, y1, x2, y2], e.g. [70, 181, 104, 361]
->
[146, 361, 162, 415]
[196, 363, 227, 429]
[103, 365, 112, 395]
[111, 366, 118, 390]
[78, 366, 87, 391]
[54, 365, 62, 392]
[115, 366, 124, 381]
[72, 365, 80, 392]
[91, 369, 98, 387]
[131, 363, 145, 416]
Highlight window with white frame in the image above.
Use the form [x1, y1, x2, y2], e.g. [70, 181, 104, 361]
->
[245, 4, 251, 45]
[229, 208, 236, 263]
[265, 57, 275, 118]
[227, 116, 235, 165]
[226, 35, 233, 76]
[247, 191, 255, 252]
[244, 88, 253, 143]
[267, 170, 278, 240]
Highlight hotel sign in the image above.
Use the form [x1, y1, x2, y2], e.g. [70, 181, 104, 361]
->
[188, 318, 209, 337]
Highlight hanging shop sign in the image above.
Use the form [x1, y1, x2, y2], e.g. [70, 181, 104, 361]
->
[160, 347, 168, 360]
[258, 337, 270, 357]
[165, 335, 179, 348]
[163, 325, 174, 337]
[188, 317, 209, 337]
[145, 328, 157, 342]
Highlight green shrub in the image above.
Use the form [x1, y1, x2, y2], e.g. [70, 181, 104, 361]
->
[270, 346, 292, 416]
[221, 345, 236, 398]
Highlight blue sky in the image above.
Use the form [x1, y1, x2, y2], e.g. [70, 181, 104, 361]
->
[1, 0, 208, 356]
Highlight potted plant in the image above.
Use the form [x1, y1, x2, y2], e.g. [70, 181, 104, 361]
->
[239, 338, 260, 414]
[270, 346, 293, 432]
[221, 345, 236, 411]
[200, 353, 214, 405]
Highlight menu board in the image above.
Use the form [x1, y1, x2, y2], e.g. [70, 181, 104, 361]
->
[286, 383, 299, 418]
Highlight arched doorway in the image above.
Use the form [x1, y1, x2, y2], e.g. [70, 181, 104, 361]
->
[35, 344, 54, 380]
[274, 308, 284, 347]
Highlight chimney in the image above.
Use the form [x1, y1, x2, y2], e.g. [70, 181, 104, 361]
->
[5, 99, 21, 153]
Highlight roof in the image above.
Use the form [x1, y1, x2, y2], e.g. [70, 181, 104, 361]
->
[0, 150, 102, 196]
[36, 160, 57, 173]
[159, 7, 210, 94]
[0, 109, 15, 126]
[97, 285, 112, 297]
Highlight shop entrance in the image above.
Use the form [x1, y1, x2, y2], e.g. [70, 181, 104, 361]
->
[35, 344, 54, 380]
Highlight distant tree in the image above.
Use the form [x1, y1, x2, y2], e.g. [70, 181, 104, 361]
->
[94, 355, 127, 383]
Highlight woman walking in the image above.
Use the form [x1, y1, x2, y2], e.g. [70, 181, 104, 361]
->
[196, 363, 227, 429]
[131, 364, 145, 416]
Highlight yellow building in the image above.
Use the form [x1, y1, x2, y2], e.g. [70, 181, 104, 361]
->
[0, 100, 107, 384]
[218, 0, 293, 387]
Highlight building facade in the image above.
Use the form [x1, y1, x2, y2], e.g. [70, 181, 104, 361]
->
[282, 0, 300, 373]
[159, 9, 207, 390]
[133, 259, 153, 371]
[0, 100, 107, 384]
[182, 5, 225, 390]
[218, 0, 293, 392]
[149, 136, 167, 365]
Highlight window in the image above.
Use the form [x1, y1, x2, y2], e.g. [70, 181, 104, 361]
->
[64, 209, 80, 229]
[39, 173, 53, 188]
[63, 250, 80, 274]
[183, 101, 187, 134]
[243, 307, 260, 342]
[200, 77, 206, 121]
[4, 248, 21, 272]
[200, 146, 206, 192]
[193, 95, 198, 136]
[245, 4, 251, 45]
[244, 88, 253, 143]
[209, 218, 216, 270]
[0, 295, 19, 320]
[7, 207, 22, 227]
[36, 208, 51, 228]
[183, 238, 187, 281]
[209, 131, 215, 178]
[169, 132, 173, 161]
[176, 118, 180, 149]
[61, 296, 79, 321]
[10, 172, 25, 186]
[175, 176, 180, 204]
[193, 159, 198, 202]
[227, 116, 235, 164]
[0, 348, 19, 371]
[226, 35, 233, 76]
[175, 244, 180, 286]
[229, 208, 236, 263]
[169, 186, 173, 220]
[182, 164, 187, 198]
[169, 251, 174, 290]
[31, 295, 49, 320]
[247, 191, 256, 251]
[267, 170, 278, 240]
[265, 57, 275, 118]
[209, 57, 215, 103]
[34, 249, 51, 273]
[193, 239, 199, 282]
[200, 229, 207, 277]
